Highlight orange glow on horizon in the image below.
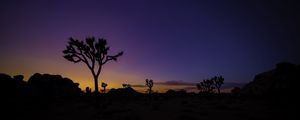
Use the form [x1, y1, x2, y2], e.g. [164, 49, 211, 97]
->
[0, 56, 200, 93]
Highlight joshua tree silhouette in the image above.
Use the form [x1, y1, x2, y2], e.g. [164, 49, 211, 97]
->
[197, 79, 215, 93]
[63, 37, 123, 93]
[197, 76, 224, 94]
[146, 79, 153, 94]
[213, 76, 224, 94]
[101, 82, 107, 93]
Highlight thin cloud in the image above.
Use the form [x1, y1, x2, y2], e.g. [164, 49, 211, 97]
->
[181, 86, 198, 90]
[222, 82, 246, 88]
[156, 81, 196, 86]
[171, 86, 198, 91]
[131, 84, 146, 87]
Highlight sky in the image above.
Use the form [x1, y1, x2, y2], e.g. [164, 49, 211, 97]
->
[0, 0, 299, 92]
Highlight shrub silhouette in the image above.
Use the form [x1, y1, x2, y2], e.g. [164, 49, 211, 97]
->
[86, 87, 92, 95]
[63, 37, 123, 93]
[101, 82, 108, 93]
[165, 89, 176, 97]
[122, 84, 131, 88]
[145, 79, 153, 94]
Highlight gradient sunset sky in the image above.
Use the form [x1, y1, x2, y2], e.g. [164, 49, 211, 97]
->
[1, 0, 299, 92]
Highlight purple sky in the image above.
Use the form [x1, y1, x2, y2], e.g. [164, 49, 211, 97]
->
[0, 0, 299, 91]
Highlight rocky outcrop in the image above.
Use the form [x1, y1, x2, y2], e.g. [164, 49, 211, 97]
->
[0, 73, 27, 97]
[0, 73, 82, 97]
[27, 73, 82, 97]
[242, 62, 299, 96]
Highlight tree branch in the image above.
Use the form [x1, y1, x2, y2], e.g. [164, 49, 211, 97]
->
[96, 60, 102, 77]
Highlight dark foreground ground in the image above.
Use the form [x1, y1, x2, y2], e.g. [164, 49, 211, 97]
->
[8, 94, 296, 120]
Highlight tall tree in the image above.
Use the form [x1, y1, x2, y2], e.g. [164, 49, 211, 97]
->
[63, 37, 123, 93]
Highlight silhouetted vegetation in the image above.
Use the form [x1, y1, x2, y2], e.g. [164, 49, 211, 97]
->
[63, 37, 123, 93]
[197, 76, 224, 94]
[212, 76, 224, 94]
[122, 83, 131, 88]
[101, 82, 108, 93]
[197, 79, 215, 93]
[145, 79, 153, 94]
[86, 87, 92, 95]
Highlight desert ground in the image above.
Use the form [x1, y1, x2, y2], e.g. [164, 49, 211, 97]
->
[13, 94, 294, 120]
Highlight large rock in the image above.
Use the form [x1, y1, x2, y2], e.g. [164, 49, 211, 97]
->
[27, 73, 82, 97]
[0, 73, 82, 97]
[0, 73, 27, 97]
[242, 62, 299, 96]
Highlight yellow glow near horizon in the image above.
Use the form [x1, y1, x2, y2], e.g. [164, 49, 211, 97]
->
[0, 55, 200, 93]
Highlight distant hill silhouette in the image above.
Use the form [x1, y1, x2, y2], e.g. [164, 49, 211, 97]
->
[242, 62, 299, 96]
[0, 73, 82, 97]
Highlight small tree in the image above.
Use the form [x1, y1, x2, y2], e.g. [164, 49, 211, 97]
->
[203, 79, 215, 93]
[145, 79, 153, 94]
[63, 37, 123, 93]
[213, 76, 224, 94]
[197, 76, 225, 94]
[101, 82, 107, 93]
[197, 79, 215, 93]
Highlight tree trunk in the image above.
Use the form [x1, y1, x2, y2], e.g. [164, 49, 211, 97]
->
[94, 76, 99, 93]
[149, 87, 152, 94]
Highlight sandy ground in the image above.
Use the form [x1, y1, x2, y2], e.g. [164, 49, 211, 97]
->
[13, 96, 294, 120]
